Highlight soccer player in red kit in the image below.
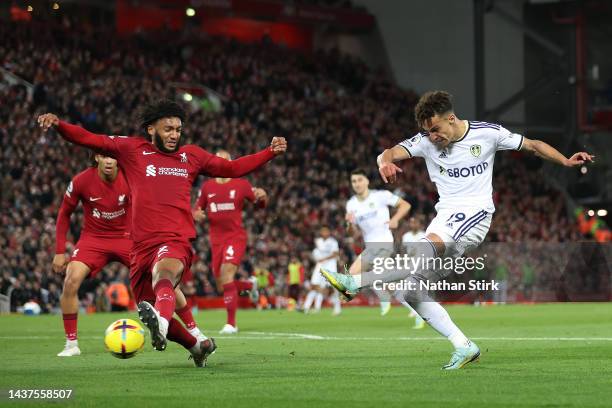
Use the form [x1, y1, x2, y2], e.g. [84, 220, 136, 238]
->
[54, 156, 207, 357]
[53, 154, 131, 357]
[38, 100, 286, 367]
[193, 150, 268, 334]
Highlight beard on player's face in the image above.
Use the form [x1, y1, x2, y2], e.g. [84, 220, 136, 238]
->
[152, 129, 180, 153]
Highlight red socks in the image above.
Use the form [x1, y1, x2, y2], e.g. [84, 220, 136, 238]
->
[175, 305, 197, 330]
[222, 282, 237, 327]
[235, 280, 253, 292]
[62, 313, 78, 341]
[167, 318, 197, 350]
[153, 279, 176, 322]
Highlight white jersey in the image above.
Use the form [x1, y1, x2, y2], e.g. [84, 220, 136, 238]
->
[402, 229, 426, 244]
[313, 237, 339, 272]
[346, 190, 400, 243]
[399, 121, 523, 212]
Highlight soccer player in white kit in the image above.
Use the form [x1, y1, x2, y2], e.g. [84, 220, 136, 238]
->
[322, 91, 593, 369]
[303, 226, 342, 315]
[345, 169, 411, 316]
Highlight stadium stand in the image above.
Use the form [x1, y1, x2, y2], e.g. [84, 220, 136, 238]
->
[0, 19, 583, 312]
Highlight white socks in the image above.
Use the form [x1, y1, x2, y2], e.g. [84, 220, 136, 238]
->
[66, 339, 78, 348]
[410, 301, 470, 349]
[188, 326, 207, 341]
[303, 290, 317, 312]
[314, 293, 324, 311]
[330, 292, 341, 314]
[159, 316, 169, 338]
[357, 238, 437, 289]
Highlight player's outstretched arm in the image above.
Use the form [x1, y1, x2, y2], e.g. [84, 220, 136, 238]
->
[202, 137, 287, 178]
[521, 138, 594, 167]
[37, 114, 122, 157]
[377, 145, 410, 183]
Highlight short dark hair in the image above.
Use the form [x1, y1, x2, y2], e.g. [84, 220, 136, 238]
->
[414, 91, 454, 128]
[350, 168, 368, 178]
[139, 99, 186, 133]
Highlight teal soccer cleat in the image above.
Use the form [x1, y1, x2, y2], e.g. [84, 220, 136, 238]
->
[320, 268, 359, 301]
[442, 341, 480, 370]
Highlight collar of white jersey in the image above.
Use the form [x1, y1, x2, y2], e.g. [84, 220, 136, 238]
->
[450, 120, 470, 144]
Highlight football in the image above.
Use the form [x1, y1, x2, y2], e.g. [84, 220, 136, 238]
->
[104, 319, 146, 359]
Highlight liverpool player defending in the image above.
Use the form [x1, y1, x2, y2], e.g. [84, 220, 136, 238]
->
[193, 150, 267, 334]
[54, 157, 208, 356]
[53, 155, 131, 356]
[38, 100, 286, 367]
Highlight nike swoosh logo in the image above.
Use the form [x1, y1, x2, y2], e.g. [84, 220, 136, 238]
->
[89, 197, 102, 201]
[142, 151, 156, 155]
[208, 194, 216, 198]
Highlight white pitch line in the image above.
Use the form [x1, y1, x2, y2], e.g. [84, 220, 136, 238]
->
[2, 333, 612, 341]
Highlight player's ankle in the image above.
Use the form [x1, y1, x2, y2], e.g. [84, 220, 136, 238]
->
[159, 316, 169, 338]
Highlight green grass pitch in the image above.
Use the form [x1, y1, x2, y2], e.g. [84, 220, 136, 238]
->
[1, 303, 612, 407]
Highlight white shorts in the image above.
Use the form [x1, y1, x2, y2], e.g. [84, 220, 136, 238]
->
[426, 208, 492, 258]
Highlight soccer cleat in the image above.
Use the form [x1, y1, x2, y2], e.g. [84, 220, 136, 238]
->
[57, 343, 81, 357]
[413, 316, 425, 329]
[137, 301, 167, 351]
[248, 276, 259, 304]
[442, 341, 480, 370]
[219, 324, 238, 334]
[380, 302, 392, 316]
[189, 338, 217, 368]
[319, 268, 358, 301]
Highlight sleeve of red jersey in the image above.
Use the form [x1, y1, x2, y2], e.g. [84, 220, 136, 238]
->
[56, 121, 133, 160]
[195, 183, 207, 211]
[194, 146, 275, 178]
[55, 177, 81, 254]
[243, 180, 256, 202]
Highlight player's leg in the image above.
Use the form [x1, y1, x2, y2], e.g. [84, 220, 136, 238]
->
[132, 243, 216, 364]
[57, 260, 90, 356]
[137, 243, 187, 349]
[393, 290, 425, 328]
[175, 288, 207, 342]
[329, 288, 341, 316]
[399, 211, 491, 369]
[314, 286, 325, 312]
[218, 262, 240, 334]
[303, 284, 319, 313]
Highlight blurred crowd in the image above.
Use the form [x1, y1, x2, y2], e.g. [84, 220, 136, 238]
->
[0, 19, 586, 313]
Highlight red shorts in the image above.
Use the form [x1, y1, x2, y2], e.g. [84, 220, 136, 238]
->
[129, 239, 193, 303]
[211, 238, 247, 277]
[70, 236, 132, 277]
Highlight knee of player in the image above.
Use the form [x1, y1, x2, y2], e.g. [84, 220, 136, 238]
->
[63, 271, 82, 292]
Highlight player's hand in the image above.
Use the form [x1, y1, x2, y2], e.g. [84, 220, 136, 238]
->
[565, 152, 594, 167]
[345, 212, 356, 224]
[52, 254, 68, 274]
[192, 207, 206, 222]
[386, 219, 399, 229]
[270, 137, 287, 155]
[378, 162, 403, 183]
[253, 188, 267, 203]
[37, 113, 60, 132]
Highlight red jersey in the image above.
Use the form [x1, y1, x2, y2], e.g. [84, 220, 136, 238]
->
[196, 178, 257, 243]
[57, 121, 275, 245]
[55, 167, 130, 253]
